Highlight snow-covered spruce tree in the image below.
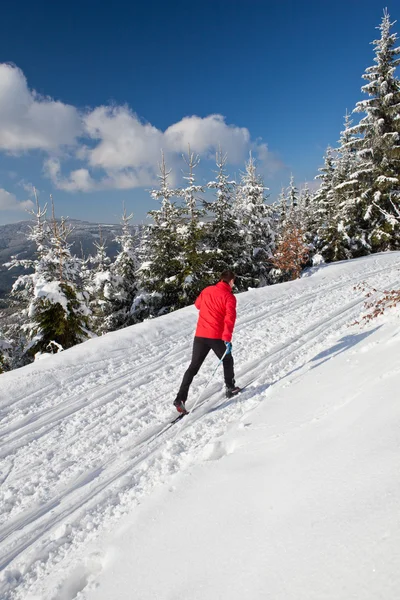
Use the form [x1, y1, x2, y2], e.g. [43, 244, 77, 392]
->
[276, 186, 288, 233]
[102, 208, 138, 331]
[309, 146, 350, 262]
[295, 183, 318, 260]
[0, 331, 12, 373]
[329, 111, 362, 258]
[284, 175, 313, 237]
[177, 147, 210, 304]
[297, 183, 313, 234]
[134, 153, 184, 319]
[287, 174, 298, 214]
[346, 9, 400, 252]
[0, 316, 26, 371]
[286, 175, 311, 246]
[7, 195, 92, 359]
[205, 148, 245, 279]
[375, 194, 400, 225]
[86, 226, 112, 334]
[235, 153, 275, 288]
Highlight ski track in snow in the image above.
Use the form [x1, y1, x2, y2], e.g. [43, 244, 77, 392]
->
[0, 254, 399, 599]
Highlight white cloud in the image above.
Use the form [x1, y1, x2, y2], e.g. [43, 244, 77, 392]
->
[0, 63, 285, 192]
[0, 188, 34, 211]
[44, 157, 156, 192]
[164, 115, 250, 163]
[44, 158, 97, 192]
[56, 109, 273, 192]
[84, 106, 163, 171]
[82, 110, 255, 172]
[0, 63, 81, 152]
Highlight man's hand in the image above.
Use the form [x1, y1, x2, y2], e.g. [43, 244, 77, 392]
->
[224, 341, 232, 354]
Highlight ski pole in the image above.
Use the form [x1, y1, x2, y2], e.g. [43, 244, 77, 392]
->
[189, 348, 228, 415]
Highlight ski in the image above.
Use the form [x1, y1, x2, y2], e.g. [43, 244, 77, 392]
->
[151, 377, 257, 445]
[171, 412, 187, 423]
[149, 412, 186, 443]
[182, 380, 255, 418]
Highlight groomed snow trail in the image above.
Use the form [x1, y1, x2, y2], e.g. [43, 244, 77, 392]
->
[0, 253, 399, 599]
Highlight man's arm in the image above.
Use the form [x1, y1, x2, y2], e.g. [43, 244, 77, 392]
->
[222, 294, 237, 342]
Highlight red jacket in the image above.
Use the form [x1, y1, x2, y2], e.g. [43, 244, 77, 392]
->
[194, 281, 237, 342]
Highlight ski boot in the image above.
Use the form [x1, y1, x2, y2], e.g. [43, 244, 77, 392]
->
[225, 384, 241, 399]
[173, 398, 188, 414]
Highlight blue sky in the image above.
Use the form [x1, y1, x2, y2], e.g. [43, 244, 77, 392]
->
[0, 0, 397, 225]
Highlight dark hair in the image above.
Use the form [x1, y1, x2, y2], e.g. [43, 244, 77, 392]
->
[220, 270, 236, 283]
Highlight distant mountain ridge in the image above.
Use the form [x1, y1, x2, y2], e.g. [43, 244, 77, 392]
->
[0, 219, 140, 299]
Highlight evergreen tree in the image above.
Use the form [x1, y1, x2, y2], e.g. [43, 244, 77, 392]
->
[347, 9, 400, 252]
[0, 333, 12, 373]
[286, 175, 311, 250]
[135, 153, 184, 318]
[331, 111, 363, 258]
[287, 175, 299, 216]
[235, 153, 275, 288]
[297, 184, 312, 231]
[103, 208, 138, 331]
[177, 146, 210, 303]
[276, 186, 288, 233]
[86, 226, 112, 334]
[310, 146, 346, 261]
[205, 148, 245, 278]
[7, 195, 92, 358]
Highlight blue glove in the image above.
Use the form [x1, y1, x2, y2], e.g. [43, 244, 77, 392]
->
[224, 341, 232, 354]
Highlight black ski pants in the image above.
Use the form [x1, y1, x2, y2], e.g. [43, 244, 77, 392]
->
[176, 336, 235, 402]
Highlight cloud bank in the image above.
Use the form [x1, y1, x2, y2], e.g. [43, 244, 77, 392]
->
[0, 64, 80, 152]
[0, 188, 34, 212]
[0, 63, 283, 192]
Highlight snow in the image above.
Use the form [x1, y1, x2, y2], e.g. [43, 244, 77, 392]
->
[376, 175, 399, 184]
[32, 279, 69, 312]
[1, 252, 400, 599]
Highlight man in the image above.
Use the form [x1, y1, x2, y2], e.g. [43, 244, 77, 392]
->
[173, 270, 241, 414]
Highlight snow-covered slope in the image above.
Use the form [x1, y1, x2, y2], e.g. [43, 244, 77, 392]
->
[1, 253, 400, 599]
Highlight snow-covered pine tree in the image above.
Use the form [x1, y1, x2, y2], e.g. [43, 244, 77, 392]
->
[177, 146, 210, 303]
[347, 9, 400, 252]
[286, 175, 312, 248]
[86, 226, 112, 334]
[287, 175, 298, 215]
[134, 152, 184, 318]
[102, 207, 138, 331]
[330, 111, 363, 258]
[205, 148, 245, 280]
[235, 153, 275, 288]
[7, 194, 92, 359]
[310, 146, 346, 261]
[276, 186, 288, 233]
[297, 183, 312, 230]
[0, 331, 12, 373]
[296, 183, 316, 253]
[0, 316, 26, 370]
[374, 194, 400, 225]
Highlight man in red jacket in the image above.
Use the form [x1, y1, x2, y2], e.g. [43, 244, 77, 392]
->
[173, 270, 241, 413]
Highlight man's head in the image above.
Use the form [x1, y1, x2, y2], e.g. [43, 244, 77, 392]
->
[220, 270, 236, 288]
